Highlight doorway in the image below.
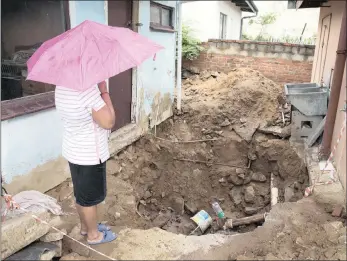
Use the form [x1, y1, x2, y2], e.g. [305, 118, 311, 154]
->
[108, 0, 133, 131]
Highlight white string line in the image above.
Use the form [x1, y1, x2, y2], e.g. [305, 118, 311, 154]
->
[4, 199, 116, 261]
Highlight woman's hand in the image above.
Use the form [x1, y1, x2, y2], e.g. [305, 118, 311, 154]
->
[98, 81, 107, 94]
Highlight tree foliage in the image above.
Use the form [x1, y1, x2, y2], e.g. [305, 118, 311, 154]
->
[182, 25, 204, 60]
[248, 12, 277, 26]
[248, 13, 277, 39]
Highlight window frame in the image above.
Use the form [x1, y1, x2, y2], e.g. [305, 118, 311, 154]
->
[150, 1, 175, 33]
[219, 12, 227, 40]
[1, 1, 70, 121]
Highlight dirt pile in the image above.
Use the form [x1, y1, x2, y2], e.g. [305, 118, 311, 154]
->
[183, 68, 288, 129]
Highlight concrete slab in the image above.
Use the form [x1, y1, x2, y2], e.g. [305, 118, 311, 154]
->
[306, 116, 326, 147]
[258, 125, 291, 138]
[233, 122, 259, 142]
[108, 124, 143, 157]
[1, 211, 50, 259]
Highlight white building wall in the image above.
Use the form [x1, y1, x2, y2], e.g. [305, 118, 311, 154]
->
[182, 1, 242, 42]
[217, 1, 242, 40]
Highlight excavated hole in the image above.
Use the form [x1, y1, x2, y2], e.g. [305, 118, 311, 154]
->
[103, 119, 309, 236]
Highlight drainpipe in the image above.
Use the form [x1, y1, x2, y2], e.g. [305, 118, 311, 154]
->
[176, 0, 183, 111]
[321, 8, 346, 156]
[240, 1, 258, 40]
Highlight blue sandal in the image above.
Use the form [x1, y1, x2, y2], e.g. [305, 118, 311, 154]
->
[80, 223, 110, 236]
[88, 230, 117, 245]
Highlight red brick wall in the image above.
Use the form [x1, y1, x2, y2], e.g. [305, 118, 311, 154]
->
[183, 40, 315, 85]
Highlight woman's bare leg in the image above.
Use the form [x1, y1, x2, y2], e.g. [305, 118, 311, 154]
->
[76, 204, 103, 241]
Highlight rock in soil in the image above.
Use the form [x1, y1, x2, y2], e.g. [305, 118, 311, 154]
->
[170, 196, 185, 214]
[227, 174, 244, 186]
[229, 187, 243, 205]
[244, 186, 255, 203]
[251, 172, 267, 182]
[284, 186, 295, 202]
[152, 212, 171, 228]
[184, 201, 198, 215]
[143, 190, 152, 199]
[244, 207, 259, 215]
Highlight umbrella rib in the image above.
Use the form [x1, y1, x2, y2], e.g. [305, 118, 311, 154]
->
[94, 27, 138, 66]
[80, 26, 88, 89]
[88, 30, 108, 81]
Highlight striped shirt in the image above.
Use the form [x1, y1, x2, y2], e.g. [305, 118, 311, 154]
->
[55, 85, 110, 166]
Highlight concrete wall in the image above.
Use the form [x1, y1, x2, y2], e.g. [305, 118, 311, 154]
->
[1, 1, 108, 194]
[331, 66, 346, 191]
[1, 109, 66, 193]
[182, 1, 242, 42]
[310, 1, 346, 86]
[183, 39, 315, 85]
[135, 0, 177, 128]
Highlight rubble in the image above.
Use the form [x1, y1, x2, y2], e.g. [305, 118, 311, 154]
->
[64, 225, 90, 257]
[170, 196, 185, 214]
[251, 172, 267, 182]
[258, 125, 291, 138]
[40, 228, 66, 242]
[244, 186, 255, 203]
[1, 211, 51, 259]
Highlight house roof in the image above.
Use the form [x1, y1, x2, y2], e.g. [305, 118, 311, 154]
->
[287, 0, 328, 9]
[231, 0, 258, 13]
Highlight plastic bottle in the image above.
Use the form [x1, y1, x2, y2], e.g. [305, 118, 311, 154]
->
[211, 201, 225, 219]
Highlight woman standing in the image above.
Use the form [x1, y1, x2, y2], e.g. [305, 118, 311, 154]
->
[55, 80, 117, 245]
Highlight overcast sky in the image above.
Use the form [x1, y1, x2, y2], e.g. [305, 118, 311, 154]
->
[242, 1, 320, 40]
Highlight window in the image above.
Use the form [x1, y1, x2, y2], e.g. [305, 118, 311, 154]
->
[219, 13, 227, 39]
[150, 2, 174, 32]
[1, 0, 69, 120]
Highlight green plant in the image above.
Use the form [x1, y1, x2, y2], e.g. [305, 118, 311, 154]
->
[182, 25, 204, 60]
[241, 33, 254, 40]
[248, 12, 277, 39]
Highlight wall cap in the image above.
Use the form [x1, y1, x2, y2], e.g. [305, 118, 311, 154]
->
[207, 39, 315, 49]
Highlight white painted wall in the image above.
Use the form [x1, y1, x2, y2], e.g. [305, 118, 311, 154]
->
[182, 1, 242, 41]
[1, 109, 63, 183]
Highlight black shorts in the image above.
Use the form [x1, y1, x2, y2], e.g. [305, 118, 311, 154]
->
[68, 161, 107, 207]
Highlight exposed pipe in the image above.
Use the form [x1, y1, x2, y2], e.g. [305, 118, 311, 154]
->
[321, 8, 346, 156]
[239, 0, 258, 40]
[176, 0, 183, 111]
[240, 12, 257, 40]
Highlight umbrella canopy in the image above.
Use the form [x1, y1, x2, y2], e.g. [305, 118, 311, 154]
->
[27, 20, 164, 91]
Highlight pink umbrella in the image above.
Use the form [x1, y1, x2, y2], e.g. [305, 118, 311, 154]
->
[26, 20, 164, 91]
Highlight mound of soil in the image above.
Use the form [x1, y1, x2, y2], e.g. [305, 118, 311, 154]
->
[183, 68, 285, 128]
